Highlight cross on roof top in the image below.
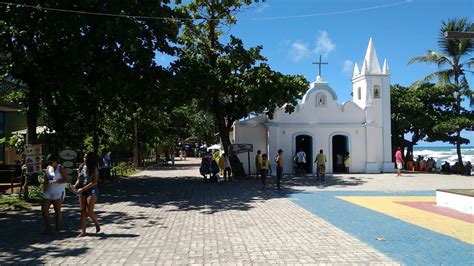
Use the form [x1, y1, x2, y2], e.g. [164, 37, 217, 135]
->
[312, 55, 328, 78]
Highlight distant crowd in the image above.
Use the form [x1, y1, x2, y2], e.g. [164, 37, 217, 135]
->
[406, 155, 472, 176]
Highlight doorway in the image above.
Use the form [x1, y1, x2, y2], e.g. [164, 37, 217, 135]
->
[295, 135, 313, 174]
[332, 135, 349, 173]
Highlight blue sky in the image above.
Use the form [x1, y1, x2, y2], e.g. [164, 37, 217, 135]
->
[159, 0, 473, 146]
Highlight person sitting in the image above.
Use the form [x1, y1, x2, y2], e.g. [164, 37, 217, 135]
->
[420, 159, 428, 172]
[441, 161, 451, 174]
[452, 161, 462, 175]
[464, 161, 472, 176]
[427, 158, 435, 172]
[199, 154, 212, 180]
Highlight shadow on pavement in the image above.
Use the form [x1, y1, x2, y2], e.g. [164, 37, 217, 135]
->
[0, 160, 370, 262]
[284, 174, 368, 188]
[0, 199, 145, 263]
[98, 171, 308, 215]
[0, 206, 88, 264]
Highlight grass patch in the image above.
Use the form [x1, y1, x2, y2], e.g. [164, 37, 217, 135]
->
[123, 170, 139, 177]
[0, 197, 32, 210]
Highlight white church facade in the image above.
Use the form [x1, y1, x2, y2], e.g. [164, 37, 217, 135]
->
[231, 38, 395, 174]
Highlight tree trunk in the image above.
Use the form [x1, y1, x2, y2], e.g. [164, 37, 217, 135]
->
[454, 75, 463, 165]
[92, 109, 99, 154]
[25, 85, 40, 200]
[26, 86, 40, 144]
[456, 129, 462, 164]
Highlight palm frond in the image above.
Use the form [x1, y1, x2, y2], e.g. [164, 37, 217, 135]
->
[410, 70, 453, 88]
[438, 18, 474, 56]
[466, 59, 474, 68]
[408, 50, 451, 68]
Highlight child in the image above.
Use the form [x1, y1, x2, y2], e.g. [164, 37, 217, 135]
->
[261, 154, 270, 190]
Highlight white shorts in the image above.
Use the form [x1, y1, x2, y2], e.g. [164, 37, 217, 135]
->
[396, 162, 403, 170]
[43, 190, 65, 201]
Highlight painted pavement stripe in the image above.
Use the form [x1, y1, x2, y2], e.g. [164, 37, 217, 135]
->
[289, 191, 473, 265]
[395, 201, 474, 223]
[337, 196, 474, 244]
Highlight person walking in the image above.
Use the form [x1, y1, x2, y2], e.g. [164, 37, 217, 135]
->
[315, 149, 327, 181]
[101, 149, 111, 179]
[260, 154, 270, 190]
[275, 149, 284, 190]
[42, 154, 68, 233]
[395, 147, 403, 177]
[75, 152, 101, 237]
[255, 150, 262, 179]
[344, 152, 350, 173]
[296, 148, 307, 175]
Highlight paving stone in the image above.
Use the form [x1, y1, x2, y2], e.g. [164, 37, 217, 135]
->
[0, 158, 398, 265]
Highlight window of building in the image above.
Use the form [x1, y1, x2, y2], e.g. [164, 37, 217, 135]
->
[316, 93, 327, 107]
[374, 85, 381, 98]
[358, 87, 361, 100]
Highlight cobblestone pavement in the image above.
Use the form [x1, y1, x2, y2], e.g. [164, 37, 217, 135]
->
[0, 159, 398, 265]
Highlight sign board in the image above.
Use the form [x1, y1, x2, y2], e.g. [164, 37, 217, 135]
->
[59, 149, 78, 160]
[25, 144, 42, 174]
[60, 148, 78, 178]
[230, 144, 253, 154]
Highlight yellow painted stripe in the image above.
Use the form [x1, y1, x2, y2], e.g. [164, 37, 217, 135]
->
[337, 196, 474, 244]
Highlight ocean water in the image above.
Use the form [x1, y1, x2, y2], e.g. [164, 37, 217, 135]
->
[412, 146, 474, 164]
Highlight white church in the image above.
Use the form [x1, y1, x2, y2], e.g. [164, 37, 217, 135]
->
[231, 38, 395, 174]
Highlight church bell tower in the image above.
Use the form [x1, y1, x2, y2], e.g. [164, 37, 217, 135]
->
[351, 38, 394, 172]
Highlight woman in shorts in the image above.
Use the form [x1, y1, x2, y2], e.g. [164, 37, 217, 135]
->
[42, 154, 68, 233]
[75, 152, 100, 237]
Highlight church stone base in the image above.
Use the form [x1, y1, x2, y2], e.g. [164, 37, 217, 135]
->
[365, 162, 380, 174]
[382, 162, 396, 173]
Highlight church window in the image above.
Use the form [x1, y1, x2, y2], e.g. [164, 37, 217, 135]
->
[316, 93, 327, 107]
[374, 85, 381, 98]
[357, 87, 361, 100]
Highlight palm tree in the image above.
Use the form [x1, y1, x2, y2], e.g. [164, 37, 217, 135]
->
[409, 18, 473, 165]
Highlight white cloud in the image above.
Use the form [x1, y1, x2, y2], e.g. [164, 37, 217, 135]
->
[285, 31, 336, 63]
[342, 60, 354, 74]
[288, 40, 311, 62]
[255, 3, 270, 13]
[314, 31, 336, 57]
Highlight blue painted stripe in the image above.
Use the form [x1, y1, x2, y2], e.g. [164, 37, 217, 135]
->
[289, 191, 473, 265]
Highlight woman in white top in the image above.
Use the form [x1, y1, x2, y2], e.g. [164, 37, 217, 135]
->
[42, 154, 68, 233]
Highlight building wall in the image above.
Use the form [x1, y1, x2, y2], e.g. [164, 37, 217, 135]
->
[233, 122, 267, 175]
[5, 111, 26, 136]
[267, 124, 368, 174]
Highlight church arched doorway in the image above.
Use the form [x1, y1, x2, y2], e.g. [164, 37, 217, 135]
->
[295, 135, 313, 174]
[332, 135, 349, 173]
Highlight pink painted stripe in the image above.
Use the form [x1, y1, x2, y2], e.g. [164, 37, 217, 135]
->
[395, 201, 474, 223]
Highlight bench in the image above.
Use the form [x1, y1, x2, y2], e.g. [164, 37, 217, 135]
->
[0, 169, 23, 195]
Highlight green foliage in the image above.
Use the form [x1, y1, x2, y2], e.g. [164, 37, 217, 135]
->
[391, 83, 473, 159]
[174, 1, 309, 152]
[1, 1, 181, 153]
[0, 197, 32, 210]
[0, 134, 26, 155]
[112, 162, 137, 177]
[408, 18, 473, 163]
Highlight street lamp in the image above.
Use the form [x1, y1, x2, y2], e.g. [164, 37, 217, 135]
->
[132, 112, 139, 168]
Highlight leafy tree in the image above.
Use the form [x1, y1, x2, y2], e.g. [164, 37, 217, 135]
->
[174, 0, 309, 153]
[1, 1, 180, 149]
[391, 83, 473, 161]
[1, 2, 82, 144]
[408, 18, 473, 164]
